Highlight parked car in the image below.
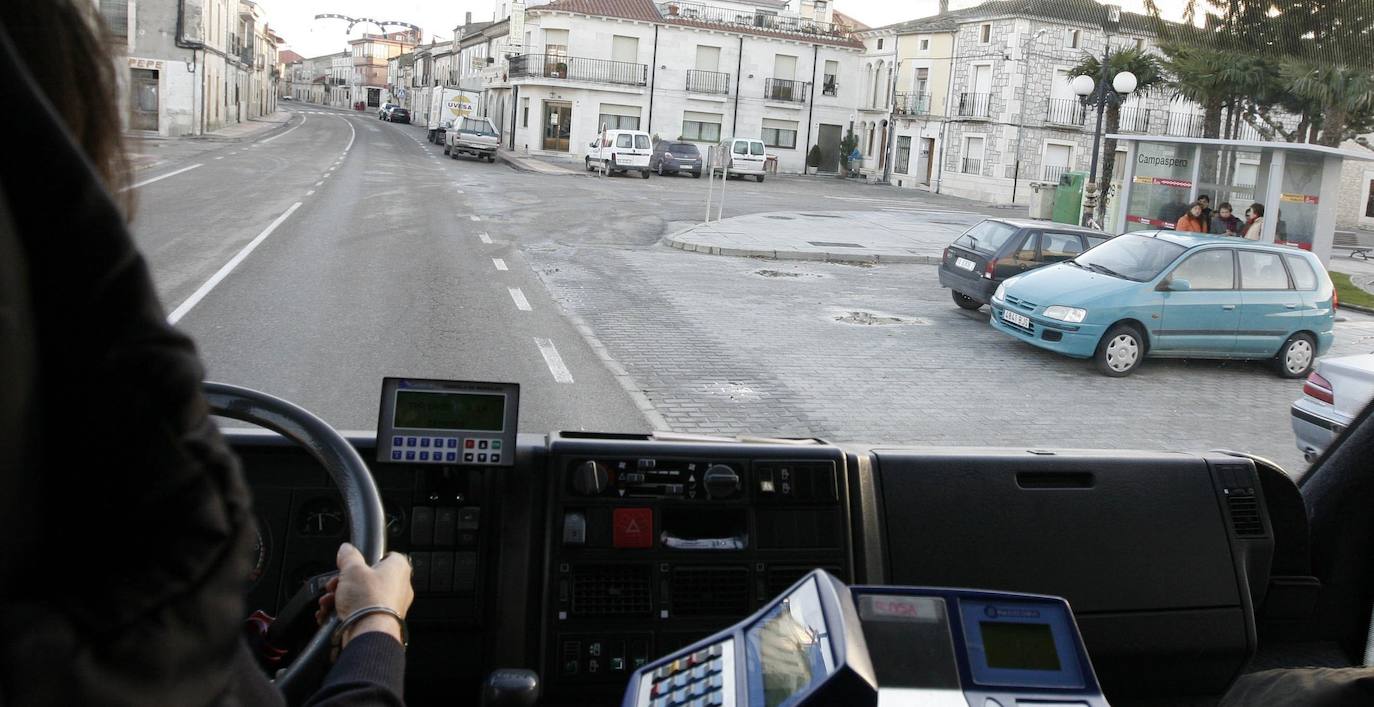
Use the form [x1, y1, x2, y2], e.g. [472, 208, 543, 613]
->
[989, 231, 1335, 378]
[377, 103, 397, 120]
[712, 137, 767, 182]
[386, 107, 410, 124]
[650, 141, 703, 177]
[445, 116, 500, 162]
[939, 219, 1109, 310]
[1292, 354, 1374, 462]
[584, 130, 652, 178]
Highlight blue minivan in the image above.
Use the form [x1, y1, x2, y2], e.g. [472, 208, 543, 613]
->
[989, 231, 1335, 377]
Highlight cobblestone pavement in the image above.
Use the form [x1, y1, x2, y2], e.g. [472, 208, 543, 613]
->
[529, 245, 1374, 475]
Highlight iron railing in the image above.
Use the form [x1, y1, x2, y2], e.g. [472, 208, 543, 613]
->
[1118, 107, 1151, 133]
[962, 157, 982, 174]
[894, 92, 931, 116]
[822, 76, 838, 96]
[686, 69, 730, 95]
[1043, 165, 1069, 182]
[508, 53, 647, 87]
[1046, 98, 1086, 126]
[1166, 113, 1206, 138]
[957, 92, 991, 118]
[658, 1, 850, 40]
[764, 78, 809, 103]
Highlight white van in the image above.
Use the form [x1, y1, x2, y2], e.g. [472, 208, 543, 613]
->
[714, 137, 768, 182]
[585, 130, 653, 178]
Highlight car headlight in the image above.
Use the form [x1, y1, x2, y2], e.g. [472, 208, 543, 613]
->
[1043, 306, 1087, 323]
[993, 283, 1007, 303]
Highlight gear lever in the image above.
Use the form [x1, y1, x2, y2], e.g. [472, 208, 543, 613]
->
[481, 669, 539, 707]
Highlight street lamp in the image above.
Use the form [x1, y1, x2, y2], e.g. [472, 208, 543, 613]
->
[1073, 4, 1131, 227]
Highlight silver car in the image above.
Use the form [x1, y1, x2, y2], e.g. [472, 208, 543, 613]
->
[1291, 353, 1374, 462]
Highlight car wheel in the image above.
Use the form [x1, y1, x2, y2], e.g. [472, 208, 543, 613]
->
[692, 171, 701, 179]
[1094, 324, 1144, 377]
[641, 169, 650, 179]
[756, 175, 766, 183]
[657, 163, 664, 176]
[1275, 333, 1316, 378]
[444, 144, 450, 154]
[951, 291, 981, 310]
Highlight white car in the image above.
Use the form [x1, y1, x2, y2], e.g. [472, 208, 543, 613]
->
[584, 130, 652, 178]
[712, 137, 768, 182]
[444, 116, 500, 162]
[1292, 353, 1374, 462]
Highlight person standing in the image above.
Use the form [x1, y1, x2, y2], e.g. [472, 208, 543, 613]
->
[1211, 202, 1242, 236]
[1197, 194, 1214, 231]
[1243, 203, 1265, 240]
[1176, 201, 1208, 233]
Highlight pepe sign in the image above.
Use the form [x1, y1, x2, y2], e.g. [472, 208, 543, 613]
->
[446, 95, 475, 118]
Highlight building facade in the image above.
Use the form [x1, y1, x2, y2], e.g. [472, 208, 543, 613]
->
[349, 32, 419, 109]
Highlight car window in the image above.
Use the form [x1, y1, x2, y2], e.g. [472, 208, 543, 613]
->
[1238, 250, 1290, 290]
[750, 141, 765, 156]
[1041, 232, 1084, 262]
[1284, 255, 1317, 290]
[732, 141, 748, 155]
[670, 144, 699, 156]
[616, 134, 633, 148]
[1013, 233, 1037, 262]
[1170, 249, 1235, 290]
[1074, 234, 1186, 281]
[635, 135, 650, 149]
[953, 220, 1019, 254]
[1085, 235, 1109, 248]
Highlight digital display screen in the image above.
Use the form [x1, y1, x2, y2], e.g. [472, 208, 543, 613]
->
[979, 622, 1062, 672]
[746, 579, 835, 707]
[393, 390, 504, 431]
[856, 593, 960, 690]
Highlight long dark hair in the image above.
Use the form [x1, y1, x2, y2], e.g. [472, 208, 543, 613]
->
[0, 0, 132, 215]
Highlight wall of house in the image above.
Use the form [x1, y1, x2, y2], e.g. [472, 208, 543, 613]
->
[1336, 138, 1374, 230]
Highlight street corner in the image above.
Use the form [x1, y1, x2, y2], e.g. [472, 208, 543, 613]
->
[659, 210, 962, 265]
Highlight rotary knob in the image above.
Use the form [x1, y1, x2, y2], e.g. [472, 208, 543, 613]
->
[703, 464, 741, 499]
[572, 461, 610, 496]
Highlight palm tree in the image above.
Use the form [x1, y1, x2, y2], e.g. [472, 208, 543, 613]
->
[1067, 47, 1165, 222]
[1283, 62, 1374, 146]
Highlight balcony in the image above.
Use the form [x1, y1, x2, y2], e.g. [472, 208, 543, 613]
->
[508, 53, 647, 87]
[764, 78, 809, 104]
[686, 69, 730, 95]
[961, 157, 982, 174]
[657, 1, 850, 40]
[1045, 98, 1086, 127]
[1119, 107, 1151, 133]
[957, 92, 990, 118]
[894, 92, 931, 116]
[1043, 165, 1069, 183]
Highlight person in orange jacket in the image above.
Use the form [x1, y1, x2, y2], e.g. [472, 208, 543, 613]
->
[1176, 201, 1208, 233]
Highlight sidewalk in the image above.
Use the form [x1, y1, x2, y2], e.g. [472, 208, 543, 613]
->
[496, 149, 584, 176]
[202, 111, 292, 141]
[663, 210, 984, 264]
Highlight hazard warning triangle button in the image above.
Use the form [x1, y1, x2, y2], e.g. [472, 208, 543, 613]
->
[612, 507, 653, 549]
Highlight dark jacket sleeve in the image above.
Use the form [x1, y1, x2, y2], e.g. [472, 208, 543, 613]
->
[301, 633, 407, 707]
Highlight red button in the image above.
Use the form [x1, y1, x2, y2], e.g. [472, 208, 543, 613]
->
[464, 439, 475, 449]
[612, 508, 653, 549]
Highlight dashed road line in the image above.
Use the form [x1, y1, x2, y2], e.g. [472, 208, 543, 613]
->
[315, 181, 324, 186]
[534, 338, 575, 384]
[122, 163, 204, 191]
[493, 258, 508, 271]
[479, 232, 493, 244]
[167, 201, 302, 324]
[470, 215, 481, 222]
[508, 287, 532, 311]
[306, 190, 315, 196]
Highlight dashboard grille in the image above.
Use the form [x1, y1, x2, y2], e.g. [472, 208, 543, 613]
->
[571, 565, 652, 617]
[1226, 494, 1265, 537]
[671, 566, 750, 616]
[766, 565, 843, 597]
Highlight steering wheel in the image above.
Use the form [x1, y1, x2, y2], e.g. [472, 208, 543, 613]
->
[204, 382, 386, 700]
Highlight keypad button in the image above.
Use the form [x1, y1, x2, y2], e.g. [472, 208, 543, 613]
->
[654, 666, 672, 681]
[446, 452, 457, 462]
[464, 439, 475, 449]
[463, 452, 474, 462]
[447, 438, 458, 448]
[690, 649, 710, 665]
[673, 673, 688, 688]
[419, 452, 429, 461]
[477, 453, 487, 463]
[420, 438, 430, 448]
[706, 692, 724, 707]
[405, 451, 416, 461]
[708, 643, 723, 657]
[671, 688, 691, 705]
[689, 697, 707, 707]
[490, 453, 501, 463]
[708, 674, 723, 690]
[691, 665, 707, 680]
[406, 437, 417, 446]
[478, 440, 488, 449]
[651, 698, 669, 707]
[706, 659, 723, 675]
[691, 681, 707, 697]
[391, 451, 402, 460]
[491, 440, 502, 450]
[392, 436, 403, 446]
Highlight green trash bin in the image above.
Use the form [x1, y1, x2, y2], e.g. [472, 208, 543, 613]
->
[1052, 171, 1087, 225]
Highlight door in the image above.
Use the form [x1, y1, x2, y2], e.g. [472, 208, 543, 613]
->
[543, 101, 572, 152]
[972, 64, 992, 110]
[1156, 249, 1240, 355]
[817, 124, 841, 172]
[991, 231, 1039, 280]
[130, 68, 159, 131]
[1235, 249, 1297, 356]
[919, 138, 934, 185]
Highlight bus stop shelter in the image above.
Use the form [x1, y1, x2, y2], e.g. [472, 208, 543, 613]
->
[1109, 135, 1374, 265]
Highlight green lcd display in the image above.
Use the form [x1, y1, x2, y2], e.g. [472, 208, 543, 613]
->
[980, 622, 1062, 672]
[393, 390, 504, 431]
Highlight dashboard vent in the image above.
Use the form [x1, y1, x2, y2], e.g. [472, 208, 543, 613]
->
[767, 565, 842, 598]
[1226, 494, 1265, 537]
[671, 566, 749, 616]
[571, 565, 652, 617]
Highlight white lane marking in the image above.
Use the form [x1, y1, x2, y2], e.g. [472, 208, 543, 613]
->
[122, 163, 203, 191]
[493, 258, 508, 271]
[341, 115, 356, 152]
[306, 190, 315, 196]
[315, 180, 324, 186]
[469, 215, 481, 222]
[261, 113, 307, 144]
[478, 232, 493, 244]
[455, 189, 464, 194]
[508, 287, 532, 311]
[167, 202, 302, 324]
[215, 156, 224, 160]
[535, 338, 575, 384]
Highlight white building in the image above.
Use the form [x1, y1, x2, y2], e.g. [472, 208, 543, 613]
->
[485, 0, 866, 174]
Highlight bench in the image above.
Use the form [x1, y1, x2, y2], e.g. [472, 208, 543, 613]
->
[1333, 229, 1374, 260]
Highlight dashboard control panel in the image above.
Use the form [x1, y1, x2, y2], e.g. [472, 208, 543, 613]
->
[376, 377, 518, 466]
[624, 570, 1107, 707]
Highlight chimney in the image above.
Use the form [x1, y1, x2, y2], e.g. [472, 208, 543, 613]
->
[939, 0, 949, 14]
[465, 11, 473, 26]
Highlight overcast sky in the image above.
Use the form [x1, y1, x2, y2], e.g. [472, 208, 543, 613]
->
[265, 0, 1196, 58]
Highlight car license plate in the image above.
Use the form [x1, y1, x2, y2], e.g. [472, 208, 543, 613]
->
[955, 257, 976, 271]
[1001, 310, 1031, 328]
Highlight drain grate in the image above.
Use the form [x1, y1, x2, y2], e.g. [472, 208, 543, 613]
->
[808, 241, 864, 248]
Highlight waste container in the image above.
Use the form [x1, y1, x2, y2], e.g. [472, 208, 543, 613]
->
[1028, 182, 1056, 220]
[1052, 171, 1087, 225]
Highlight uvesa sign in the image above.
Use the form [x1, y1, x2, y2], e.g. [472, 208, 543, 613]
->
[446, 95, 475, 118]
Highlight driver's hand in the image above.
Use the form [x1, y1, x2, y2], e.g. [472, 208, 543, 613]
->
[315, 542, 414, 649]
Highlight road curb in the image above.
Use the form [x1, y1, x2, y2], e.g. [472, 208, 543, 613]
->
[495, 152, 584, 176]
[660, 227, 940, 265]
[1339, 302, 1374, 315]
